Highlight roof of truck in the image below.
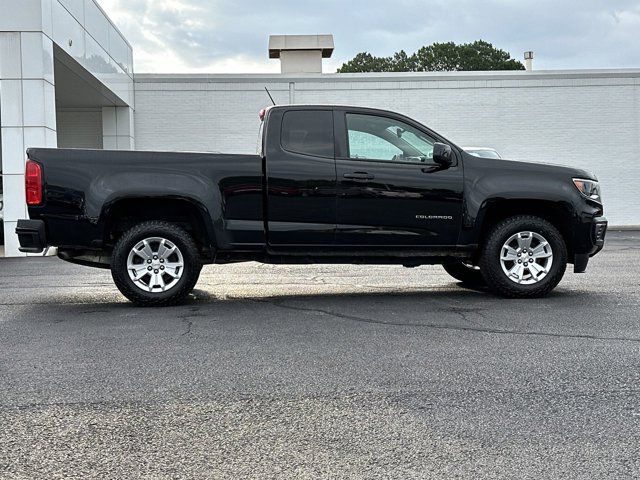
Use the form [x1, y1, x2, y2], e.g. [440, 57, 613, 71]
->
[267, 104, 394, 110]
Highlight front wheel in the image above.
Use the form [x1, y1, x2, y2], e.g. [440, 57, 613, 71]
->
[479, 216, 567, 298]
[111, 221, 202, 306]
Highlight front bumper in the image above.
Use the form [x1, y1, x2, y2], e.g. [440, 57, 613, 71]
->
[16, 219, 47, 253]
[573, 216, 607, 273]
[592, 220, 607, 250]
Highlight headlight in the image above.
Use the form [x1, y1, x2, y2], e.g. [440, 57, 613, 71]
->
[573, 178, 601, 202]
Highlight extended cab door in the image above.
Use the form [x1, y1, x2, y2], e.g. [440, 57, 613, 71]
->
[264, 107, 337, 246]
[334, 110, 464, 247]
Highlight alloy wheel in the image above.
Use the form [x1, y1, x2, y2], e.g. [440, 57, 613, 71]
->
[126, 237, 184, 292]
[500, 231, 553, 285]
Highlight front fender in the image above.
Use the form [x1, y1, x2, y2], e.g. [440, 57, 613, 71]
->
[460, 172, 581, 246]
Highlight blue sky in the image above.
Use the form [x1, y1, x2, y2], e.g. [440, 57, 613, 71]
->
[99, 0, 640, 73]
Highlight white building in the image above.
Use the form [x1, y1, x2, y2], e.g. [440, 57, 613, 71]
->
[1, 0, 133, 257]
[1, 2, 639, 257]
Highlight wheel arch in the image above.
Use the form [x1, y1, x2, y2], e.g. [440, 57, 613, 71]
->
[474, 199, 575, 257]
[100, 196, 216, 256]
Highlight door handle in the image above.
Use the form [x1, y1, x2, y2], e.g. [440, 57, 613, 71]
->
[343, 172, 374, 180]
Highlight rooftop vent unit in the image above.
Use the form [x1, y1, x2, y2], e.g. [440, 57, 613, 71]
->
[268, 34, 334, 74]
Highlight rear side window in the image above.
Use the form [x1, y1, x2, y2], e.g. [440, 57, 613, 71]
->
[281, 110, 334, 158]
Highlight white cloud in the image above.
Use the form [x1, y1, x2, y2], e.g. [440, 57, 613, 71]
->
[97, 0, 640, 73]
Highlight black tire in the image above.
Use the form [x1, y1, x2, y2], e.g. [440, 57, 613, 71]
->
[479, 215, 567, 298]
[111, 221, 202, 306]
[442, 260, 485, 286]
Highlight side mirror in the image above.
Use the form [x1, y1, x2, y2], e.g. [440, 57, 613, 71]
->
[433, 143, 453, 167]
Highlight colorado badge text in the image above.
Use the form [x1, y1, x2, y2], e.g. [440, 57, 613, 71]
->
[415, 215, 453, 220]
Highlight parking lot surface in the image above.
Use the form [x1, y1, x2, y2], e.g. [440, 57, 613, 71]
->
[0, 231, 639, 479]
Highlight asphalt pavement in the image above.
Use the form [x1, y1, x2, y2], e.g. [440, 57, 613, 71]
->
[0, 231, 639, 479]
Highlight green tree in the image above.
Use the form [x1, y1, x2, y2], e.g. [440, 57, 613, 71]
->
[337, 40, 524, 73]
[413, 42, 461, 71]
[336, 52, 392, 72]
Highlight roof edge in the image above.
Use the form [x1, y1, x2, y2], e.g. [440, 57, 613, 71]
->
[134, 68, 640, 83]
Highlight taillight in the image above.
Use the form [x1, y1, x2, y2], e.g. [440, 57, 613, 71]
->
[25, 160, 43, 206]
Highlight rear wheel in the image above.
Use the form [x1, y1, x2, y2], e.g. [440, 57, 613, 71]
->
[111, 221, 202, 306]
[442, 260, 485, 286]
[480, 215, 567, 298]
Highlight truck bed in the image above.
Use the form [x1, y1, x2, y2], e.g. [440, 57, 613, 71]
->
[27, 148, 264, 250]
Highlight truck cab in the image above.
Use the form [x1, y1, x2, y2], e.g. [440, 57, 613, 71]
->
[261, 105, 463, 249]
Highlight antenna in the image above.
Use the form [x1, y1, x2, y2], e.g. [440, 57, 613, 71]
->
[264, 87, 276, 106]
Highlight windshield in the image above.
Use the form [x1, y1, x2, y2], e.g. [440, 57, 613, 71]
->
[466, 149, 501, 159]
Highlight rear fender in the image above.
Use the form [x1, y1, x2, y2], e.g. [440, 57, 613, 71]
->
[94, 172, 222, 248]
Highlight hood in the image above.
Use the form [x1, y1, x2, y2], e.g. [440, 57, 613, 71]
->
[463, 153, 598, 181]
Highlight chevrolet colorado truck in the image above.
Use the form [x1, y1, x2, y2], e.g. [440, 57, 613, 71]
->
[16, 105, 607, 305]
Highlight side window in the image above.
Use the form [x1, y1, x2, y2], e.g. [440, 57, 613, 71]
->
[348, 131, 402, 160]
[346, 113, 436, 164]
[281, 110, 334, 158]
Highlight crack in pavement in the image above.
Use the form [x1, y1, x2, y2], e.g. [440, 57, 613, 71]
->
[175, 307, 225, 335]
[446, 306, 485, 327]
[181, 318, 193, 336]
[177, 307, 205, 336]
[248, 298, 640, 343]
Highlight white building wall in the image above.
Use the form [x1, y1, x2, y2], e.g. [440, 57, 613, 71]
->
[134, 70, 640, 227]
[101, 106, 134, 150]
[0, 0, 134, 256]
[134, 78, 291, 153]
[0, 0, 134, 106]
[56, 108, 102, 148]
[0, 30, 57, 256]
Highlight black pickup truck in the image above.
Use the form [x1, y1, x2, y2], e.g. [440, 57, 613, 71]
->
[17, 105, 607, 305]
